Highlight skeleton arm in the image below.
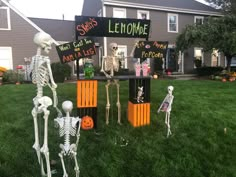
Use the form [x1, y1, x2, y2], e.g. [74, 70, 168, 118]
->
[157, 95, 168, 113]
[100, 56, 111, 78]
[45, 58, 62, 116]
[75, 118, 82, 148]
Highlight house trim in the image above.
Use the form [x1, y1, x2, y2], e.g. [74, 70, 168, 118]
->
[2, 0, 59, 45]
[103, 0, 222, 17]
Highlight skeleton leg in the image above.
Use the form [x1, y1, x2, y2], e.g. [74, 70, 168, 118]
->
[115, 80, 121, 124]
[105, 81, 111, 124]
[71, 151, 80, 177]
[59, 150, 68, 177]
[165, 112, 172, 138]
[32, 108, 41, 164]
[40, 108, 51, 177]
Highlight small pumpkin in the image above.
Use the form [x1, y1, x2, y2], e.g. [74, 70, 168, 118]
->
[81, 115, 94, 130]
[222, 78, 227, 82]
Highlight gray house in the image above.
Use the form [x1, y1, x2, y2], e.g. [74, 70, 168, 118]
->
[81, 0, 224, 74]
[0, 0, 67, 72]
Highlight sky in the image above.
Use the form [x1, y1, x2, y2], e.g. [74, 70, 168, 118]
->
[10, 0, 208, 20]
[10, 0, 84, 20]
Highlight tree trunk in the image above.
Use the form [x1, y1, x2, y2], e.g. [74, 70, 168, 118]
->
[226, 55, 232, 72]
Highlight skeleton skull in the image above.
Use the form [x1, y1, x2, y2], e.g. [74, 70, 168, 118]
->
[33, 32, 53, 54]
[62, 101, 73, 113]
[167, 86, 174, 95]
[109, 42, 118, 55]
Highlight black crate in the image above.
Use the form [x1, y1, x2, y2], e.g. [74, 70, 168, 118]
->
[129, 78, 150, 103]
[77, 107, 97, 129]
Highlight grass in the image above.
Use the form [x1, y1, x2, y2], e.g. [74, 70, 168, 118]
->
[0, 79, 236, 177]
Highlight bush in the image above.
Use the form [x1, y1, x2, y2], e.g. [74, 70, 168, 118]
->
[196, 66, 224, 76]
[2, 70, 24, 83]
[51, 62, 72, 83]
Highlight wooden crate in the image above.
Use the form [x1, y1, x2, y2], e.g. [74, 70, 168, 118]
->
[77, 80, 97, 108]
[128, 101, 150, 127]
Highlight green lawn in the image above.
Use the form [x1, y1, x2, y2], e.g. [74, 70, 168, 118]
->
[0, 79, 235, 177]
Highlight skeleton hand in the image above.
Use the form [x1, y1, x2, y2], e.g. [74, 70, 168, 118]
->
[52, 83, 57, 89]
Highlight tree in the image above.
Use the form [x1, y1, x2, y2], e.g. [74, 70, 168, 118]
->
[205, 0, 236, 14]
[176, 15, 236, 71]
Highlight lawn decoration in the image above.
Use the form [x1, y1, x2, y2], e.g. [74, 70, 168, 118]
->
[54, 101, 82, 177]
[136, 86, 144, 103]
[157, 86, 174, 138]
[31, 32, 61, 177]
[81, 115, 94, 130]
[100, 42, 123, 124]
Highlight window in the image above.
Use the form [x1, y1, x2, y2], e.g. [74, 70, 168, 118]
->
[137, 10, 149, 20]
[0, 7, 11, 30]
[117, 45, 127, 69]
[168, 14, 178, 33]
[113, 8, 126, 18]
[194, 47, 204, 68]
[194, 16, 204, 25]
[0, 47, 13, 69]
[97, 9, 102, 17]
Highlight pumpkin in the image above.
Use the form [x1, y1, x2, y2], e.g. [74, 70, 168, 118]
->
[81, 115, 94, 130]
[222, 78, 227, 82]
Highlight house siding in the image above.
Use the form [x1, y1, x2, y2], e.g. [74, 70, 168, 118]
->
[104, 4, 225, 73]
[0, 7, 61, 70]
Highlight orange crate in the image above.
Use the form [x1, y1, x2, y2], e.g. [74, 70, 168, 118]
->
[77, 80, 97, 108]
[128, 101, 150, 127]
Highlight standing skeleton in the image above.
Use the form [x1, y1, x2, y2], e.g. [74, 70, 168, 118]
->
[101, 42, 137, 124]
[31, 32, 61, 177]
[54, 101, 82, 177]
[157, 86, 174, 138]
[100, 43, 122, 124]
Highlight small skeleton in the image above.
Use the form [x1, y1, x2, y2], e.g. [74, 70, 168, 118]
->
[30, 32, 61, 177]
[54, 101, 82, 177]
[136, 86, 144, 103]
[157, 86, 174, 138]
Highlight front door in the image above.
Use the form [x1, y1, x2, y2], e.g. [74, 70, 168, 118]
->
[166, 48, 178, 72]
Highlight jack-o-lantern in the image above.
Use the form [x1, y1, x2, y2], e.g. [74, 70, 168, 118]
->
[81, 115, 94, 130]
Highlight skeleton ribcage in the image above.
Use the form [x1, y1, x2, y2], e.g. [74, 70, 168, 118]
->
[104, 56, 119, 72]
[31, 57, 50, 87]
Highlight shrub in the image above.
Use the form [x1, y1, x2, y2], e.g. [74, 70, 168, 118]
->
[51, 62, 72, 83]
[196, 66, 224, 76]
[2, 70, 24, 83]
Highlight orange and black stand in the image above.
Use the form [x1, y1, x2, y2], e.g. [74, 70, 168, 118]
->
[77, 61, 98, 129]
[128, 77, 151, 127]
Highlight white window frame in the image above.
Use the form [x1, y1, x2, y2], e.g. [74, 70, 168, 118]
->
[211, 49, 219, 66]
[97, 9, 102, 17]
[137, 10, 150, 20]
[113, 8, 126, 18]
[117, 45, 127, 69]
[0, 7, 11, 30]
[194, 16, 204, 25]
[168, 13, 178, 33]
[0, 47, 13, 69]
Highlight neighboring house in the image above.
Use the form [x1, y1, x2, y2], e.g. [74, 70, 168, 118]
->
[0, 0, 66, 73]
[81, 0, 224, 73]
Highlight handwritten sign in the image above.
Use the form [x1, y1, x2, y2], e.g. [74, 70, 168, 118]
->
[134, 41, 168, 59]
[75, 16, 150, 39]
[56, 38, 96, 63]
